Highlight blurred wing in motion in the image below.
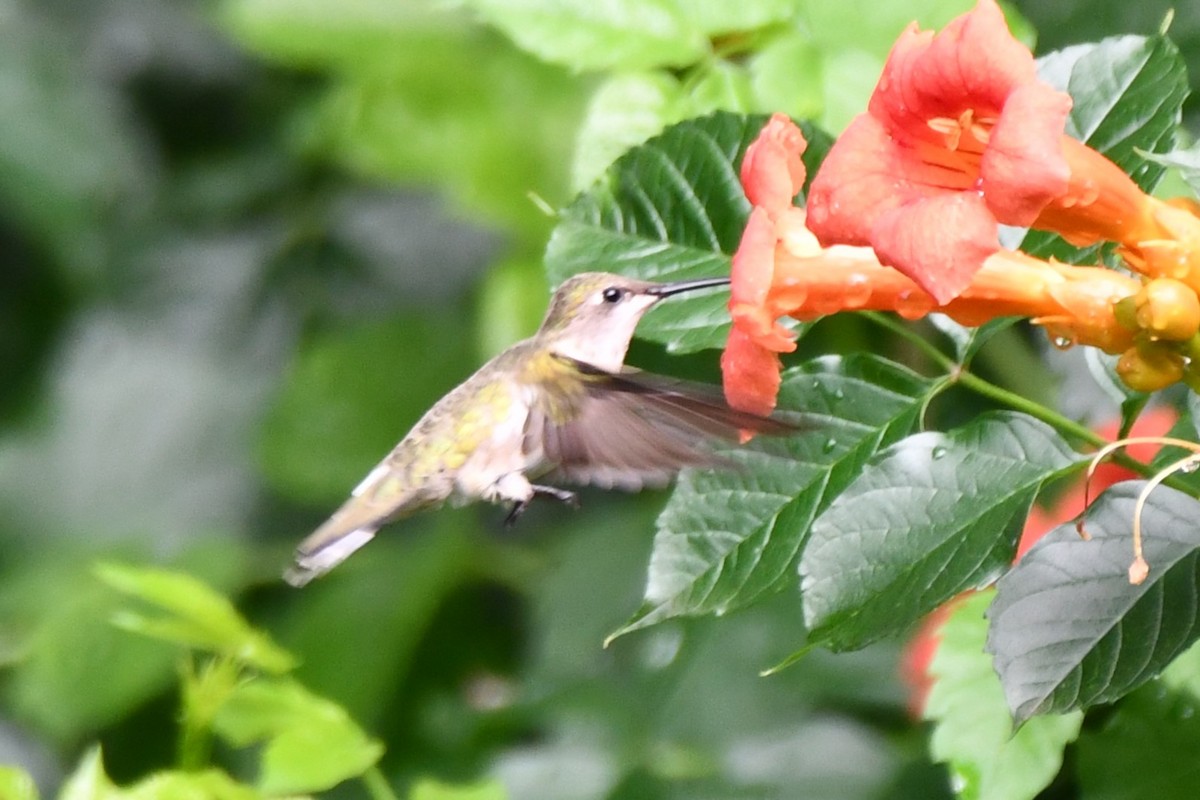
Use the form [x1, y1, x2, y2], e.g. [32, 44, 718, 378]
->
[535, 360, 799, 491]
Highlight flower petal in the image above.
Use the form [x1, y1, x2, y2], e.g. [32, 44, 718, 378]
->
[739, 113, 808, 214]
[730, 206, 778, 309]
[870, 192, 999, 304]
[722, 326, 782, 417]
[806, 114, 905, 248]
[869, 0, 1037, 146]
[810, 0, 1074, 299]
[982, 83, 1071, 225]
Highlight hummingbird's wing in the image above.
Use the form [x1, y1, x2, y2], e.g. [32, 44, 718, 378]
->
[534, 359, 796, 491]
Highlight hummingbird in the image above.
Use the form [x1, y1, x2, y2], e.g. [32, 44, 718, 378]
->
[285, 272, 792, 586]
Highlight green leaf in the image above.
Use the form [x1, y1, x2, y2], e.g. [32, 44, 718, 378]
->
[748, 31, 824, 121]
[474, 256, 549, 358]
[1055, 35, 1185, 188]
[2, 541, 252, 742]
[1075, 679, 1200, 800]
[687, 60, 756, 115]
[97, 563, 295, 674]
[611, 354, 931, 639]
[58, 748, 264, 800]
[312, 44, 580, 237]
[1140, 140, 1200, 197]
[222, 0, 449, 69]
[987, 483, 1200, 723]
[570, 72, 684, 193]
[925, 315, 1021, 367]
[225, 0, 585, 236]
[460, 0, 796, 72]
[123, 771, 263, 800]
[58, 748, 116, 800]
[213, 678, 384, 795]
[460, 0, 706, 71]
[680, 0, 799, 36]
[802, 412, 1084, 652]
[6, 565, 177, 742]
[925, 591, 1082, 800]
[0, 767, 38, 800]
[1020, 34, 1187, 262]
[1082, 348, 1137, 409]
[410, 777, 508, 800]
[798, 0, 978, 54]
[1118, 393, 1152, 439]
[547, 112, 832, 353]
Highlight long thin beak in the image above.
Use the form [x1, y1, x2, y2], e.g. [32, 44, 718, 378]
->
[644, 276, 730, 298]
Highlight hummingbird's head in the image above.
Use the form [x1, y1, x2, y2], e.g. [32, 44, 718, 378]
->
[540, 272, 729, 372]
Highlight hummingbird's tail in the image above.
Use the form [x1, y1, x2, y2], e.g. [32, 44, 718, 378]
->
[285, 521, 380, 587]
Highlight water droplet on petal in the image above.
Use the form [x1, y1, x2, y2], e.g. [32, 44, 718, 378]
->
[1051, 334, 1076, 351]
[843, 273, 872, 308]
[931, 446, 948, 460]
[896, 290, 935, 320]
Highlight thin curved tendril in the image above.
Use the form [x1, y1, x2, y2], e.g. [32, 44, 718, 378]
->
[1130, 453, 1200, 584]
[1077, 435, 1200, 585]
[1079, 436, 1200, 537]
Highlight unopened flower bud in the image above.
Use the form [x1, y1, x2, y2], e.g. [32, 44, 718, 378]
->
[1134, 278, 1200, 341]
[1116, 343, 1185, 392]
[1183, 362, 1200, 395]
[1112, 296, 1139, 330]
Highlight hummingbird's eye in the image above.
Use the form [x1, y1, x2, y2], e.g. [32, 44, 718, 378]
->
[601, 287, 624, 304]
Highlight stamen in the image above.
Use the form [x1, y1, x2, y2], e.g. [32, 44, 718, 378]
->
[927, 116, 963, 150]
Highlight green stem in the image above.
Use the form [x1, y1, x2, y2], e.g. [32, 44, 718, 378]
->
[862, 311, 1168, 480]
[954, 371, 1107, 448]
[177, 716, 211, 772]
[177, 658, 213, 771]
[362, 767, 400, 800]
[862, 311, 954, 370]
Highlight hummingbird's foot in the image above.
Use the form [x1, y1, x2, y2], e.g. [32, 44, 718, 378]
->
[532, 484, 580, 508]
[504, 500, 528, 528]
[503, 485, 579, 527]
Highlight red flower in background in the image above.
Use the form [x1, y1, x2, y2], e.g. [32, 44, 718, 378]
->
[806, 0, 1072, 303]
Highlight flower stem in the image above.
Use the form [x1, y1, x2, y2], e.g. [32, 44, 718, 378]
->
[862, 312, 955, 370]
[363, 767, 400, 800]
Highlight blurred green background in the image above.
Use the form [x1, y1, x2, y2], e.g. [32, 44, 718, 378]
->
[0, 0, 1195, 797]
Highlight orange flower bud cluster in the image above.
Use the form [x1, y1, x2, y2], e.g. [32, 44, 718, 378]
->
[1106, 278, 1200, 392]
